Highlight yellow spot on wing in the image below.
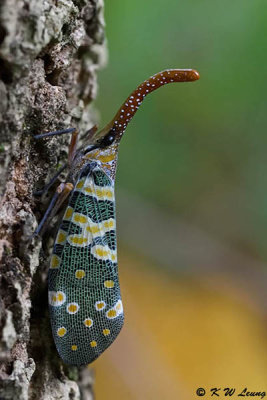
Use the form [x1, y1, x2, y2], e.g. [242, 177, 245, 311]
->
[49, 291, 66, 306]
[95, 188, 113, 199]
[76, 179, 85, 189]
[84, 318, 93, 327]
[115, 300, 123, 313]
[56, 230, 67, 244]
[67, 302, 79, 314]
[85, 218, 115, 235]
[75, 269, 85, 279]
[104, 280, 114, 288]
[86, 225, 100, 234]
[71, 345, 78, 351]
[68, 235, 89, 246]
[96, 248, 109, 257]
[83, 184, 114, 201]
[95, 301, 106, 311]
[103, 220, 114, 229]
[57, 293, 64, 302]
[57, 327, 67, 337]
[106, 309, 117, 319]
[105, 300, 123, 319]
[91, 245, 117, 262]
[50, 254, 60, 269]
[103, 329, 110, 336]
[90, 341, 97, 348]
[64, 206, 73, 220]
[84, 187, 93, 194]
[73, 213, 87, 224]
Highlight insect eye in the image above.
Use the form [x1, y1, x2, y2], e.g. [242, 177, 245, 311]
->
[99, 133, 115, 148]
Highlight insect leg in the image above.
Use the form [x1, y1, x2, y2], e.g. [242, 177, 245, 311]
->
[68, 129, 79, 165]
[34, 127, 76, 139]
[80, 124, 98, 141]
[33, 128, 80, 195]
[34, 124, 98, 141]
[33, 182, 73, 237]
[33, 163, 68, 196]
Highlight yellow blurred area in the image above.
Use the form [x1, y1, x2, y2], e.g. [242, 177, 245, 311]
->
[93, 249, 267, 399]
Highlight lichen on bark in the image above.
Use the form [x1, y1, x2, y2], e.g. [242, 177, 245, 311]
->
[0, 0, 106, 398]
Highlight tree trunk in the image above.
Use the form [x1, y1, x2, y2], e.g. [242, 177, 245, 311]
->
[0, 0, 106, 398]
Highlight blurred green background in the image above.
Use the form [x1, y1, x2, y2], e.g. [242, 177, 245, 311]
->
[93, 0, 267, 398]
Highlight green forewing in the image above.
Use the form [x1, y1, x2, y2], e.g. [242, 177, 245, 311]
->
[48, 164, 124, 366]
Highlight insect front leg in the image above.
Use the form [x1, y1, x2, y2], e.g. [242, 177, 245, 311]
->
[33, 128, 78, 196]
[34, 127, 80, 168]
[33, 182, 73, 237]
[34, 163, 68, 196]
[34, 127, 77, 139]
[32, 126, 87, 235]
[33, 125, 98, 195]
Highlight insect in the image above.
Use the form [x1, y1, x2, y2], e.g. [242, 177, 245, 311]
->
[34, 69, 199, 366]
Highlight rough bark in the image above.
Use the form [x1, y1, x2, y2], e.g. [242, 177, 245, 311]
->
[0, 0, 106, 398]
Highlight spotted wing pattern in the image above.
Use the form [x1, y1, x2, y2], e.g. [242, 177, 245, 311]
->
[48, 163, 123, 366]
